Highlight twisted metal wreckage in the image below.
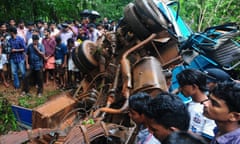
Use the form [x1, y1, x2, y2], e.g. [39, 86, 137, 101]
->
[1, 0, 240, 143]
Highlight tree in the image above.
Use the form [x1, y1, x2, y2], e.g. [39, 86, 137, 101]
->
[179, 0, 240, 32]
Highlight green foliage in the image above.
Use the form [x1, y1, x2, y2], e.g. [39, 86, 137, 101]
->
[179, 0, 240, 32]
[0, 0, 237, 30]
[0, 0, 131, 23]
[18, 90, 61, 108]
[0, 96, 18, 134]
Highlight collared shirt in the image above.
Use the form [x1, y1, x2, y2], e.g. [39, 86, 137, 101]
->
[8, 36, 26, 63]
[211, 128, 240, 144]
[27, 43, 45, 70]
[42, 37, 56, 56]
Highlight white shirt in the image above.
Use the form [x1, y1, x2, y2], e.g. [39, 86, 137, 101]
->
[188, 101, 216, 139]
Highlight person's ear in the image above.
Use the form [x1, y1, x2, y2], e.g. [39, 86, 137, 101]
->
[229, 112, 240, 122]
[169, 126, 179, 132]
[192, 84, 199, 90]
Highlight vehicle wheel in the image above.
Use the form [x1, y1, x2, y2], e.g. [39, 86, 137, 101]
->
[134, 0, 169, 33]
[73, 40, 98, 73]
[72, 46, 90, 73]
[124, 3, 151, 40]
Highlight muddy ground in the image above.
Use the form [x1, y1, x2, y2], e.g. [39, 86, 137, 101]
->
[0, 79, 62, 107]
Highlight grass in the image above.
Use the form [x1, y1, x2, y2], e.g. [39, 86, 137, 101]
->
[18, 89, 62, 109]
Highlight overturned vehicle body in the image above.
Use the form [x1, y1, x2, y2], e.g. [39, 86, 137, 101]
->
[1, 0, 239, 143]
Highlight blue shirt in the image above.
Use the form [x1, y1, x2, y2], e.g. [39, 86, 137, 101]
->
[55, 43, 67, 63]
[211, 128, 240, 144]
[8, 36, 26, 63]
[27, 43, 45, 70]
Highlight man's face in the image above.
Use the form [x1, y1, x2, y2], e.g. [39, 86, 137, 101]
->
[128, 108, 144, 125]
[33, 39, 38, 45]
[44, 30, 49, 37]
[19, 23, 25, 29]
[0, 24, 7, 32]
[202, 94, 230, 122]
[146, 117, 171, 142]
[50, 24, 55, 30]
[9, 20, 16, 26]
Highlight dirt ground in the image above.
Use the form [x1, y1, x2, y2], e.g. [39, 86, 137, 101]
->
[0, 79, 60, 106]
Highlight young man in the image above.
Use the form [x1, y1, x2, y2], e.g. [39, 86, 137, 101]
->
[0, 37, 9, 87]
[143, 92, 190, 142]
[55, 36, 67, 89]
[8, 26, 26, 90]
[128, 92, 160, 144]
[176, 69, 216, 141]
[66, 38, 80, 89]
[22, 34, 45, 97]
[204, 68, 233, 90]
[42, 28, 56, 85]
[202, 81, 240, 144]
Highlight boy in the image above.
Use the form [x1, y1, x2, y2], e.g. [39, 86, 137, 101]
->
[176, 69, 216, 141]
[66, 38, 80, 89]
[143, 92, 190, 142]
[22, 34, 45, 97]
[55, 36, 67, 89]
[202, 81, 240, 143]
[0, 37, 9, 87]
[128, 92, 160, 144]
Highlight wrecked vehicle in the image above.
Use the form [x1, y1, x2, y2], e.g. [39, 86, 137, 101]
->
[1, 0, 239, 143]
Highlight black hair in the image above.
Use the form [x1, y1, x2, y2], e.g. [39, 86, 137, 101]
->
[144, 92, 190, 131]
[43, 28, 51, 33]
[129, 92, 151, 115]
[211, 81, 240, 113]
[32, 34, 39, 40]
[55, 36, 61, 44]
[8, 26, 17, 34]
[18, 19, 24, 24]
[162, 131, 207, 144]
[176, 69, 207, 92]
[67, 38, 74, 45]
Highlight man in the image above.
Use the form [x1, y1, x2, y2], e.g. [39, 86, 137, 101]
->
[58, 23, 77, 45]
[176, 69, 216, 141]
[49, 21, 59, 37]
[42, 28, 56, 85]
[17, 20, 28, 43]
[55, 36, 67, 89]
[143, 92, 190, 142]
[87, 23, 100, 42]
[8, 26, 26, 90]
[22, 34, 45, 97]
[204, 68, 233, 90]
[25, 21, 35, 44]
[202, 81, 240, 144]
[128, 92, 160, 144]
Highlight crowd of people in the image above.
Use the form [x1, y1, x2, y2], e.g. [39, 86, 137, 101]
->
[129, 68, 240, 144]
[1, 17, 240, 144]
[0, 17, 117, 96]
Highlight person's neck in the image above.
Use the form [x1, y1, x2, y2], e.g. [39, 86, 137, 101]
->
[216, 121, 240, 136]
[192, 91, 207, 103]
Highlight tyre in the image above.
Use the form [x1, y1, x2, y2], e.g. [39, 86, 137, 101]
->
[73, 40, 98, 73]
[134, 0, 169, 33]
[124, 3, 151, 40]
